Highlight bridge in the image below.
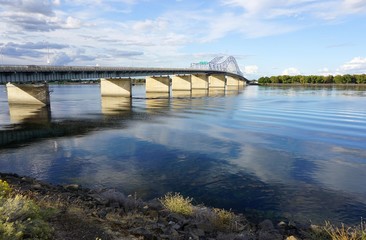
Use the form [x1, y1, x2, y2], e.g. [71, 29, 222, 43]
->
[0, 56, 247, 106]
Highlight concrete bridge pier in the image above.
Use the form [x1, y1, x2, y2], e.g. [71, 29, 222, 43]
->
[191, 74, 208, 89]
[209, 74, 226, 88]
[226, 76, 240, 87]
[172, 75, 191, 91]
[100, 78, 131, 97]
[146, 76, 170, 93]
[239, 79, 246, 87]
[6, 83, 50, 106]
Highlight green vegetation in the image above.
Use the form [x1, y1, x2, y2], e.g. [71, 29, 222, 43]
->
[0, 180, 54, 240]
[258, 74, 366, 85]
[160, 192, 194, 216]
[0, 180, 11, 197]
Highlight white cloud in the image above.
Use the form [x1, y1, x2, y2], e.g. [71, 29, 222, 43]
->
[338, 57, 366, 74]
[282, 67, 301, 75]
[243, 65, 259, 74]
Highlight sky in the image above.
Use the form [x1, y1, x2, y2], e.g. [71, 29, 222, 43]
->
[0, 0, 366, 79]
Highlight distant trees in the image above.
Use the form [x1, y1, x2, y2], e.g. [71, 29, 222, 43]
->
[258, 74, 366, 85]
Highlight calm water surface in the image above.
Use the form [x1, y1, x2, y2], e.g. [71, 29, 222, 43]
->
[0, 84, 366, 224]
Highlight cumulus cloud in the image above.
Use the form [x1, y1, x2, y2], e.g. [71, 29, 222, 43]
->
[338, 57, 366, 74]
[282, 67, 301, 76]
[1, 41, 68, 58]
[51, 52, 73, 65]
[243, 65, 259, 74]
[0, 0, 84, 32]
[0, 0, 56, 16]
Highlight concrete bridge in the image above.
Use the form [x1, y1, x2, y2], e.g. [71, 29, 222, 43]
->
[0, 65, 247, 106]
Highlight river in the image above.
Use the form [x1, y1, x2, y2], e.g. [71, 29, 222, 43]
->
[1, 84, 366, 225]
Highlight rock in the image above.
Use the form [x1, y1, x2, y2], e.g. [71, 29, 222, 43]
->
[194, 222, 214, 233]
[31, 183, 42, 190]
[129, 227, 153, 239]
[109, 202, 120, 208]
[258, 231, 282, 240]
[147, 198, 163, 211]
[278, 221, 287, 228]
[167, 212, 186, 224]
[288, 221, 297, 228]
[286, 236, 298, 240]
[64, 184, 80, 191]
[190, 228, 205, 237]
[258, 219, 274, 231]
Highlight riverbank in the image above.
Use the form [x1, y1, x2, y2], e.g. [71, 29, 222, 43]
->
[2, 172, 360, 240]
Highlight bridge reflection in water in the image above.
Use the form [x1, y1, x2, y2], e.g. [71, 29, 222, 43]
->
[0, 86, 243, 147]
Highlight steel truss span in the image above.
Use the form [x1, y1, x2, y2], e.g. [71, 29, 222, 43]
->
[190, 56, 243, 76]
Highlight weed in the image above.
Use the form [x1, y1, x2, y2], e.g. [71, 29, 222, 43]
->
[211, 208, 237, 231]
[159, 192, 193, 216]
[0, 180, 11, 197]
[323, 220, 366, 240]
[0, 194, 54, 239]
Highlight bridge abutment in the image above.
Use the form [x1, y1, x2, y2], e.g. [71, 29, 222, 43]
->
[6, 83, 50, 106]
[146, 76, 170, 93]
[100, 78, 132, 97]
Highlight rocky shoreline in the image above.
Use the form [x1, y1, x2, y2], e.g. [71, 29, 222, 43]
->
[1, 172, 330, 240]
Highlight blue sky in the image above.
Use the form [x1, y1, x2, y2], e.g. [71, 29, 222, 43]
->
[0, 0, 366, 79]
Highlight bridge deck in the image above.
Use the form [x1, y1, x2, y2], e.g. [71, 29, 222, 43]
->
[0, 65, 247, 84]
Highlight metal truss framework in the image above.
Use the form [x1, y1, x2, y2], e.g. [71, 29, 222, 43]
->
[190, 56, 243, 76]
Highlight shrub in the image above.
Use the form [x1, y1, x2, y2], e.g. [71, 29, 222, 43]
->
[0, 180, 12, 197]
[323, 220, 366, 240]
[0, 194, 54, 239]
[159, 192, 193, 216]
[211, 208, 237, 231]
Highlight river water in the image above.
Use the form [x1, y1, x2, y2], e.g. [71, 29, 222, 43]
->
[0, 84, 366, 225]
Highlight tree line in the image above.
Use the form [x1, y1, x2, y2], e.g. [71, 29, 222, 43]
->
[258, 74, 366, 85]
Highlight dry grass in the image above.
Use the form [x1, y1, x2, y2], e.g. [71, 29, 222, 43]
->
[324, 220, 366, 240]
[211, 208, 237, 231]
[159, 192, 193, 216]
[0, 193, 54, 239]
[0, 180, 11, 197]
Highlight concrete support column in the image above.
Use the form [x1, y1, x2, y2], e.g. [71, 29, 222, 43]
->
[191, 74, 208, 89]
[172, 75, 191, 91]
[6, 83, 50, 106]
[239, 80, 246, 87]
[226, 76, 240, 86]
[100, 78, 131, 97]
[146, 76, 170, 93]
[209, 74, 226, 88]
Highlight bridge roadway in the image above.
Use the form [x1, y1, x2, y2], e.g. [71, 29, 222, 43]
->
[0, 65, 247, 83]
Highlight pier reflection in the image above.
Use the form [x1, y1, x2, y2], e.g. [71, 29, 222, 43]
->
[225, 86, 240, 95]
[8, 104, 50, 124]
[172, 90, 191, 98]
[208, 88, 225, 97]
[191, 89, 208, 97]
[145, 93, 170, 111]
[101, 96, 132, 115]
